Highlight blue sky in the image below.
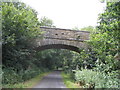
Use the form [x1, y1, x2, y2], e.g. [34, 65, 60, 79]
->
[21, 0, 106, 29]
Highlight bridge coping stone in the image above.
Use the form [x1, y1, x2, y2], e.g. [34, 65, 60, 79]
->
[40, 27, 90, 33]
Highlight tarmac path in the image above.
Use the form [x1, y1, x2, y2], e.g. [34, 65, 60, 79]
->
[33, 71, 68, 89]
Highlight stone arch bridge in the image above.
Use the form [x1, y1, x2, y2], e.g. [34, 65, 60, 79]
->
[33, 27, 90, 53]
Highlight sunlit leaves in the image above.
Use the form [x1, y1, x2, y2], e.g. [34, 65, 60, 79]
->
[2, 2, 42, 46]
[40, 17, 55, 27]
[89, 1, 120, 72]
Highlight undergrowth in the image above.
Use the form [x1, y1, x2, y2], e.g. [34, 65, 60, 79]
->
[61, 72, 80, 89]
[75, 69, 120, 88]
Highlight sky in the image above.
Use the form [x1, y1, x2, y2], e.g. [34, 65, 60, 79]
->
[21, 0, 106, 29]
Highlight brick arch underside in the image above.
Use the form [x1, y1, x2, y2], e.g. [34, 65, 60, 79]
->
[35, 44, 81, 53]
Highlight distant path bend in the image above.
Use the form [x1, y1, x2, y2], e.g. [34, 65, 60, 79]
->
[33, 71, 68, 89]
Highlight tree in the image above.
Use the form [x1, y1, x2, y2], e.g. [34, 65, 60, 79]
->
[2, 2, 58, 85]
[80, 26, 96, 32]
[98, 2, 120, 54]
[72, 26, 95, 33]
[40, 16, 55, 27]
[89, 1, 120, 72]
[2, 2, 42, 69]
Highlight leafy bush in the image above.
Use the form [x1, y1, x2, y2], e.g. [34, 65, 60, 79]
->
[3, 68, 21, 84]
[75, 69, 120, 88]
[2, 67, 49, 84]
[21, 68, 43, 81]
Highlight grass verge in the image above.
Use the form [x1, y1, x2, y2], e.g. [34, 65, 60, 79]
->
[3, 72, 51, 88]
[61, 72, 80, 89]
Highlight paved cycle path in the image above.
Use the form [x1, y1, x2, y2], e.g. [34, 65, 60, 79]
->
[33, 71, 68, 89]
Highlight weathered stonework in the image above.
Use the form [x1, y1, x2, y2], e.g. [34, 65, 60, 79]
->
[34, 27, 90, 52]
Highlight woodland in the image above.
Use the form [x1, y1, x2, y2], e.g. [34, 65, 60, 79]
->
[1, 1, 120, 88]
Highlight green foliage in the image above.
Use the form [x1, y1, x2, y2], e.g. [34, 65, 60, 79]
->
[35, 49, 80, 70]
[71, 2, 120, 89]
[75, 69, 120, 88]
[2, 2, 42, 70]
[2, 67, 49, 84]
[3, 72, 50, 88]
[81, 26, 96, 32]
[2, 2, 54, 85]
[88, 1, 120, 72]
[3, 68, 22, 84]
[2, 2, 41, 45]
[2, 1, 120, 88]
[72, 26, 96, 32]
[40, 16, 55, 27]
[61, 72, 79, 89]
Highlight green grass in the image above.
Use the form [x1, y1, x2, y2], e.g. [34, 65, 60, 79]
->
[3, 72, 51, 88]
[61, 72, 80, 89]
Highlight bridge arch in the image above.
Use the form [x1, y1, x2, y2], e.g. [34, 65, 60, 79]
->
[35, 44, 81, 53]
[32, 27, 90, 53]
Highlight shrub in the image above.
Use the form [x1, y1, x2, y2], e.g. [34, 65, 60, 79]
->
[2, 67, 49, 84]
[2, 68, 21, 84]
[75, 69, 120, 88]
